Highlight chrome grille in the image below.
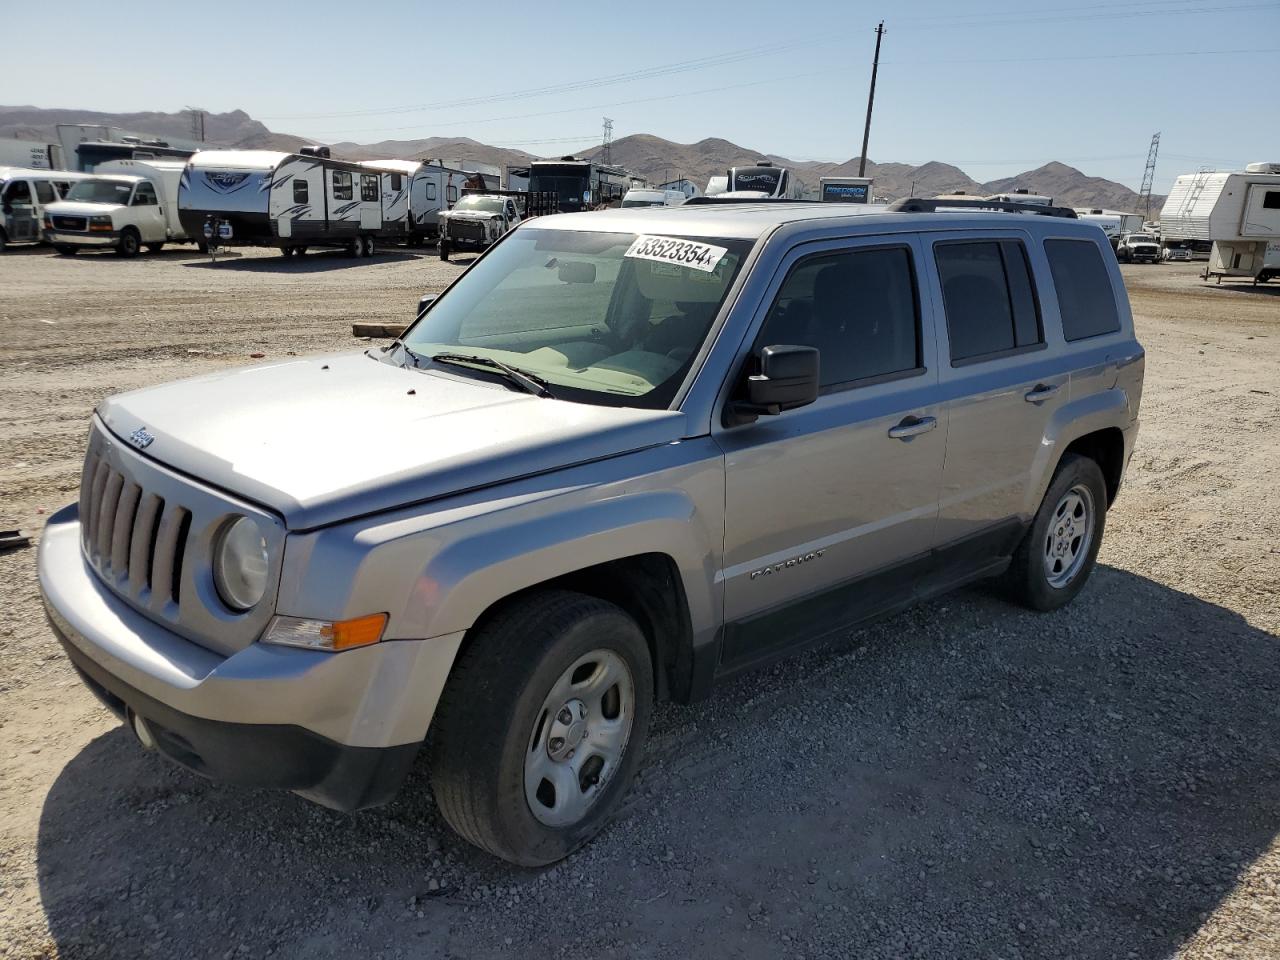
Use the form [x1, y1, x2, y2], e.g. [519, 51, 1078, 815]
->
[448, 219, 487, 242]
[52, 215, 87, 231]
[80, 452, 191, 611]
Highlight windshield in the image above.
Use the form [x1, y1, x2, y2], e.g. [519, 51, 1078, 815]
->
[1129, 235, 1155, 243]
[399, 229, 753, 408]
[455, 196, 505, 213]
[65, 179, 133, 204]
[622, 199, 663, 208]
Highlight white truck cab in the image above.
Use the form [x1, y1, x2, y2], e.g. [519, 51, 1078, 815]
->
[0, 167, 93, 252]
[42, 159, 192, 257]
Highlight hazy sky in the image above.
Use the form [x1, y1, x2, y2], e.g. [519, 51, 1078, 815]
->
[8, 0, 1279, 191]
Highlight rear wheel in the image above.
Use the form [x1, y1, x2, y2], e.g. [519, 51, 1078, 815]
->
[281, 246, 295, 258]
[430, 590, 653, 866]
[365, 236, 376, 257]
[0, 230, 7, 253]
[1004, 453, 1108, 611]
[348, 236, 364, 258]
[54, 244, 79, 256]
[116, 229, 140, 258]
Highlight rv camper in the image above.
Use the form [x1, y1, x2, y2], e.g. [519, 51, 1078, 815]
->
[179, 148, 409, 256]
[717, 160, 809, 200]
[0, 167, 92, 251]
[357, 159, 483, 242]
[1160, 163, 1280, 282]
[1074, 209, 1144, 249]
[528, 157, 632, 213]
[41, 159, 192, 256]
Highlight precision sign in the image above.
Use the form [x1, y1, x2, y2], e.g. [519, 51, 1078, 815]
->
[625, 235, 728, 273]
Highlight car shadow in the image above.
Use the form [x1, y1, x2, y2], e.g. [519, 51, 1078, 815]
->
[34, 566, 1280, 958]
[183, 250, 425, 272]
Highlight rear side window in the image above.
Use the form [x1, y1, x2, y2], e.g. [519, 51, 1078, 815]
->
[935, 240, 1042, 363]
[35, 181, 56, 203]
[293, 179, 308, 203]
[332, 171, 352, 201]
[758, 245, 921, 388]
[1044, 239, 1122, 341]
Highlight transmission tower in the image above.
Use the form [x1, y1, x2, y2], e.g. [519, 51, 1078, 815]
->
[186, 106, 206, 142]
[1139, 132, 1160, 219]
[601, 117, 613, 166]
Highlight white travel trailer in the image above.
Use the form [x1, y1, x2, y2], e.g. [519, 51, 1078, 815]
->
[620, 188, 685, 208]
[42, 159, 192, 256]
[1160, 163, 1280, 282]
[0, 140, 64, 170]
[179, 148, 409, 256]
[0, 167, 92, 251]
[716, 161, 809, 200]
[357, 159, 477, 242]
[1073, 209, 1143, 248]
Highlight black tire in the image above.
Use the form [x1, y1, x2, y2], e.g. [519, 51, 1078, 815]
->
[146, 242, 164, 253]
[365, 236, 376, 257]
[348, 236, 364, 258]
[296, 245, 308, 256]
[197, 242, 209, 253]
[0, 230, 7, 253]
[1004, 453, 1108, 612]
[438, 239, 450, 261]
[430, 590, 653, 866]
[281, 246, 295, 258]
[116, 229, 140, 258]
[54, 244, 79, 256]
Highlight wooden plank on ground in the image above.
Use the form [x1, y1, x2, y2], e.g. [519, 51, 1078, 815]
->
[352, 322, 407, 339]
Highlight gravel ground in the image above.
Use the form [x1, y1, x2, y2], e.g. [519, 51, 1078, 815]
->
[1, 246, 1278, 960]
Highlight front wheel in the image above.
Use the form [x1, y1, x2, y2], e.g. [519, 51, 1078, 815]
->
[430, 590, 653, 866]
[116, 230, 140, 258]
[1004, 453, 1108, 611]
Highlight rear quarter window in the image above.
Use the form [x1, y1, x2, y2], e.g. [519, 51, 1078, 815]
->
[1044, 239, 1122, 341]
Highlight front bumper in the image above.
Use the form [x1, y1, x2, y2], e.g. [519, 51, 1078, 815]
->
[45, 230, 118, 247]
[38, 503, 463, 811]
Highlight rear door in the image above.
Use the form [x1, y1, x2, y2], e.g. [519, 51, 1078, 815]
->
[2, 179, 37, 241]
[715, 235, 946, 672]
[925, 230, 1067, 559]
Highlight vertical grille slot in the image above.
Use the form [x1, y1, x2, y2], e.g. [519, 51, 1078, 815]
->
[170, 511, 193, 604]
[150, 505, 190, 606]
[129, 494, 165, 596]
[78, 454, 99, 548]
[95, 471, 124, 562]
[85, 459, 111, 553]
[109, 482, 142, 577]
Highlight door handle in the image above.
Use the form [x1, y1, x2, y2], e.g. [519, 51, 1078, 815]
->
[887, 415, 937, 440]
[1024, 383, 1061, 403]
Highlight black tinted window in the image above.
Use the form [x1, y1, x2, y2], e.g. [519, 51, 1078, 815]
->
[1044, 239, 1122, 341]
[390, 173, 402, 190]
[935, 240, 1042, 362]
[293, 179, 308, 203]
[35, 181, 55, 203]
[1263, 191, 1280, 210]
[759, 246, 920, 387]
[361, 174, 379, 202]
[332, 171, 352, 200]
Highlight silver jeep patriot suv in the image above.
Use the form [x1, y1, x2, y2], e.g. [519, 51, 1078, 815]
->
[39, 199, 1144, 865]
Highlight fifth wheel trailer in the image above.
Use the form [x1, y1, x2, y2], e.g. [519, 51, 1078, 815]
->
[178, 148, 409, 256]
[1160, 163, 1280, 282]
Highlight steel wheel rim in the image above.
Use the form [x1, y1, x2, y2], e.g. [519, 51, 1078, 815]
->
[1043, 483, 1095, 589]
[524, 649, 634, 828]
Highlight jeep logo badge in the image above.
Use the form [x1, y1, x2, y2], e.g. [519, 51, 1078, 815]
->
[128, 427, 155, 450]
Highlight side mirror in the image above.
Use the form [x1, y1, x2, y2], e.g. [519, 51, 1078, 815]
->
[557, 260, 596, 284]
[726, 344, 820, 426]
[415, 293, 437, 320]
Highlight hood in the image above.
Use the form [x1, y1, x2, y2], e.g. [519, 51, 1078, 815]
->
[97, 352, 686, 530]
[443, 209, 500, 220]
[46, 200, 126, 217]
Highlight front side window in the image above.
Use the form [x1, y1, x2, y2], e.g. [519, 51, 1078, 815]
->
[3, 180, 32, 203]
[332, 171, 352, 201]
[293, 179, 309, 203]
[131, 183, 158, 206]
[361, 174, 379, 202]
[935, 240, 1042, 363]
[398, 229, 752, 409]
[35, 181, 56, 203]
[1044, 239, 1122, 341]
[758, 246, 921, 387]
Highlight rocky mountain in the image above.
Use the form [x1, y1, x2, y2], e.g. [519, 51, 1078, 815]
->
[0, 105, 1161, 211]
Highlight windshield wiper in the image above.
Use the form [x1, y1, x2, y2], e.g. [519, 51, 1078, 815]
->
[387, 338, 428, 367]
[429, 352, 556, 398]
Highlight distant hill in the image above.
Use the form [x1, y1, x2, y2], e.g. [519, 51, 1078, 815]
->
[0, 105, 1162, 211]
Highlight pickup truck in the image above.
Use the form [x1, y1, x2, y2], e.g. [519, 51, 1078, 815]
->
[437, 193, 523, 260]
[39, 199, 1143, 865]
[1116, 232, 1161, 264]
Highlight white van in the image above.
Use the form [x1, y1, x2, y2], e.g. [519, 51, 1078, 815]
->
[0, 167, 93, 252]
[42, 159, 192, 257]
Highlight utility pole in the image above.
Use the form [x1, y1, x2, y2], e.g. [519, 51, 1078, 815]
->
[1139, 131, 1160, 220]
[602, 117, 614, 166]
[858, 21, 885, 178]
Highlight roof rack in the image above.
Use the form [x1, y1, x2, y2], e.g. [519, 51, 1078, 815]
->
[885, 198, 1078, 218]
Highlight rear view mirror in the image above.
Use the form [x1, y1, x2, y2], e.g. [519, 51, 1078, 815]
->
[726, 344, 820, 426]
[416, 293, 437, 320]
[557, 261, 596, 284]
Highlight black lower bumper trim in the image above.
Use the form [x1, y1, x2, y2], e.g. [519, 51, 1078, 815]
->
[49, 615, 419, 812]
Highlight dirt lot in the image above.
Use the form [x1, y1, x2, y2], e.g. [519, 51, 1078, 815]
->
[1, 245, 1278, 960]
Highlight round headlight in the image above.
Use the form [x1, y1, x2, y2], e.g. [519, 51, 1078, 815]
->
[213, 516, 269, 611]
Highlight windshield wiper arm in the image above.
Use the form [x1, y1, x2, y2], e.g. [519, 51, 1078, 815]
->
[388, 338, 428, 367]
[429, 353, 556, 398]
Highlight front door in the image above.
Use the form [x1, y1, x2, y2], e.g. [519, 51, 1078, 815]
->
[129, 181, 166, 241]
[715, 236, 946, 672]
[2, 179, 37, 241]
[924, 232, 1067, 553]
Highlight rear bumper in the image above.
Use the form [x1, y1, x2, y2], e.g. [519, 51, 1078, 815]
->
[38, 502, 464, 811]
